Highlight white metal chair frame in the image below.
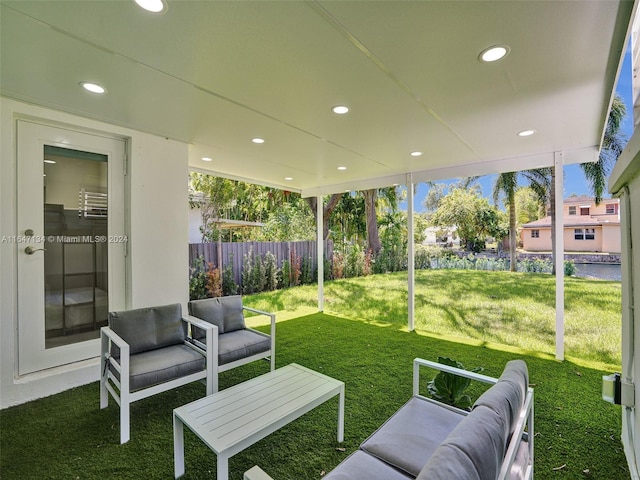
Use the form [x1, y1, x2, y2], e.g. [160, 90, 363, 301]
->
[99, 315, 215, 444]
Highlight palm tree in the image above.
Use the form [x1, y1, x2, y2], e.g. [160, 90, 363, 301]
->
[492, 172, 518, 271]
[582, 94, 627, 204]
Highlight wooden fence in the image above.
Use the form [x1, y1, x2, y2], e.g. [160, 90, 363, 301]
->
[188, 240, 333, 286]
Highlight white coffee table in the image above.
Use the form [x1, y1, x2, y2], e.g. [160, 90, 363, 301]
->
[173, 363, 345, 479]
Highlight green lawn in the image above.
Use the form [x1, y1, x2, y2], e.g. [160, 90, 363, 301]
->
[248, 270, 623, 369]
[0, 270, 627, 479]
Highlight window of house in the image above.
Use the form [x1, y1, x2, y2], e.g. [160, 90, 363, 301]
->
[585, 228, 595, 240]
[580, 207, 590, 215]
[568, 206, 576, 215]
[606, 203, 618, 214]
[531, 230, 540, 238]
[574, 228, 584, 240]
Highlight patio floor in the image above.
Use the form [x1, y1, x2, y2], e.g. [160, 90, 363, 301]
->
[0, 313, 629, 479]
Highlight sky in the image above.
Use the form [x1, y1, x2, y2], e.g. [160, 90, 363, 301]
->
[405, 44, 634, 213]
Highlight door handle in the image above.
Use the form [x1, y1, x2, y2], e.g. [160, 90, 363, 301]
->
[24, 246, 46, 255]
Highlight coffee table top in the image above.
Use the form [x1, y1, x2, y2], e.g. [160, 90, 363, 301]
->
[173, 363, 344, 456]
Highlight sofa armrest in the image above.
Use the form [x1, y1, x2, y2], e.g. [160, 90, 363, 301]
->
[412, 358, 499, 397]
[244, 466, 274, 480]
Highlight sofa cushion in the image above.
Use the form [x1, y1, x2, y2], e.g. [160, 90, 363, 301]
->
[219, 295, 246, 332]
[473, 360, 528, 438]
[415, 405, 508, 480]
[109, 303, 184, 355]
[189, 298, 226, 335]
[218, 329, 270, 366]
[111, 344, 206, 391]
[360, 397, 466, 477]
[323, 450, 413, 480]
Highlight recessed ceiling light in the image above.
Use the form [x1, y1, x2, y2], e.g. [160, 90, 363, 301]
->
[201, 157, 213, 162]
[44, 159, 56, 164]
[410, 151, 423, 157]
[80, 82, 106, 94]
[517, 129, 536, 137]
[285, 177, 293, 181]
[479, 45, 510, 63]
[133, 0, 166, 13]
[252, 138, 265, 144]
[337, 166, 347, 171]
[332, 105, 350, 115]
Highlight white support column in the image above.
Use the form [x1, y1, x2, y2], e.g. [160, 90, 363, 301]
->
[407, 174, 415, 332]
[554, 151, 565, 361]
[317, 195, 324, 312]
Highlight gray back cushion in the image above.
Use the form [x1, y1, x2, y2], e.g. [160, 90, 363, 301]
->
[416, 405, 508, 480]
[473, 360, 528, 437]
[109, 303, 184, 355]
[189, 298, 226, 334]
[219, 295, 246, 332]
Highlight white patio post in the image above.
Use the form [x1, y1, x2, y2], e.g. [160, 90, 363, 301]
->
[407, 174, 415, 332]
[317, 194, 324, 312]
[554, 151, 565, 360]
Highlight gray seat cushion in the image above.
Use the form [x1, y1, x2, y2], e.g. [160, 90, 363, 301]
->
[109, 303, 184, 355]
[111, 344, 206, 391]
[189, 298, 225, 334]
[218, 329, 270, 366]
[360, 397, 466, 477]
[416, 404, 509, 480]
[323, 450, 413, 480]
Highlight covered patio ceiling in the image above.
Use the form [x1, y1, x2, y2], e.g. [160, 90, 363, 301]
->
[0, 0, 635, 196]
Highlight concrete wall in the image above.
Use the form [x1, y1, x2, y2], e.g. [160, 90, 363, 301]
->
[521, 228, 551, 251]
[0, 98, 189, 407]
[602, 224, 622, 253]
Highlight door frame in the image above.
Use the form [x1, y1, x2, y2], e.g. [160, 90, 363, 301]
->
[16, 119, 128, 375]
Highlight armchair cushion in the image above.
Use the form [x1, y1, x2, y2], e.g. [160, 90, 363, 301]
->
[111, 344, 206, 391]
[109, 303, 185, 355]
[323, 450, 413, 480]
[219, 329, 271, 366]
[219, 295, 246, 332]
[188, 298, 225, 334]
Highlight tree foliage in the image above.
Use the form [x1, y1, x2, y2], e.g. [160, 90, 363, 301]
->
[431, 188, 507, 252]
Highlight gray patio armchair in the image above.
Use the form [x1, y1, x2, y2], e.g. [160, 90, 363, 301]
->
[99, 303, 214, 444]
[188, 295, 276, 392]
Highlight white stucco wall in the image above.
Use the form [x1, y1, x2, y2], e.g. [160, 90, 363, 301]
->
[0, 98, 189, 408]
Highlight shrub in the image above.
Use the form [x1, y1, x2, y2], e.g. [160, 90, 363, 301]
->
[206, 262, 223, 297]
[301, 255, 314, 285]
[264, 251, 279, 291]
[564, 260, 577, 276]
[189, 255, 209, 300]
[222, 261, 238, 296]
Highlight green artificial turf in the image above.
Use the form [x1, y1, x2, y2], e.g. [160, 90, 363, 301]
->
[1, 270, 626, 479]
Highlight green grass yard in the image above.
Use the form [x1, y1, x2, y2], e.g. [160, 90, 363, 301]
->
[0, 270, 626, 479]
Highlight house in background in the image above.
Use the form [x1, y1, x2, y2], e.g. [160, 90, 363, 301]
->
[521, 196, 621, 253]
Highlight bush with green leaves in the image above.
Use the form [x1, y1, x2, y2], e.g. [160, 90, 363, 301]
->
[264, 251, 279, 291]
[564, 260, 577, 276]
[189, 255, 208, 300]
[301, 255, 314, 285]
[427, 356, 484, 410]
[222, 261, 238, 296]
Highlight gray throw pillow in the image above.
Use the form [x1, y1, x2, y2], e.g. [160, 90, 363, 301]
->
[189, 298, 225, 334]
[109, 303, 184, 355]
[220, 295, 246, 332]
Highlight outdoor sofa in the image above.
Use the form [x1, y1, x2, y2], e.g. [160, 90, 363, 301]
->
[244, 358, 534, 480]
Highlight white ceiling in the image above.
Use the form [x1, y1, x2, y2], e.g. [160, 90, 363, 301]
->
[0, 0, 635, 196]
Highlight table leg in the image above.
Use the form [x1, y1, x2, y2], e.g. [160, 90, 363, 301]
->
[174, 413, 185, 478]
[337, 384, 345, 443]
[217, 454, 229, 480]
